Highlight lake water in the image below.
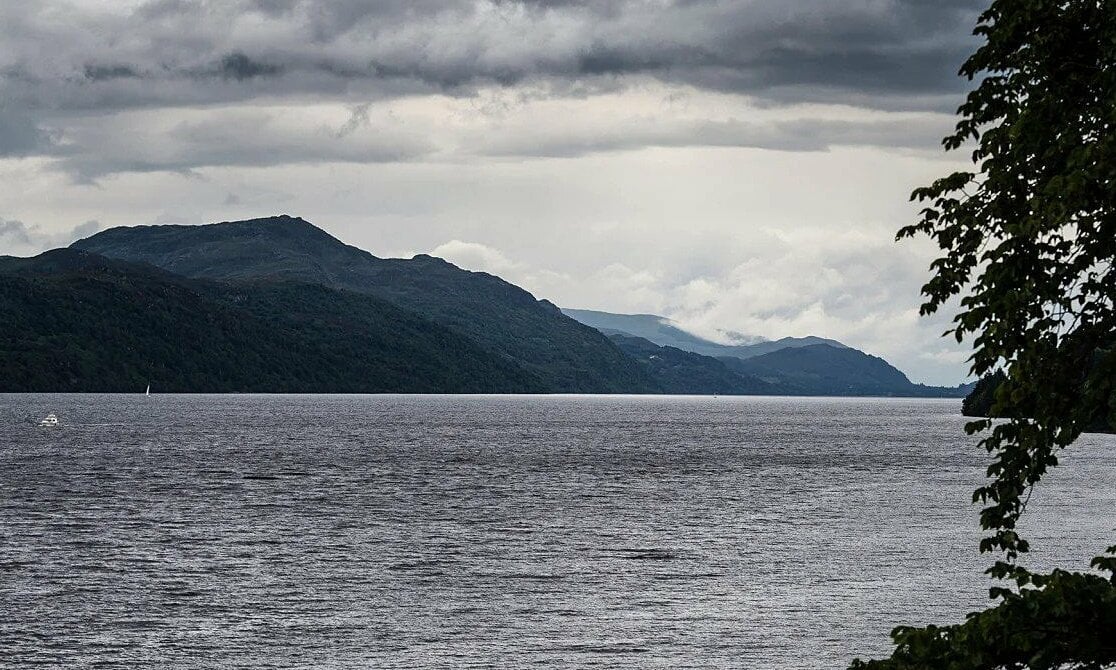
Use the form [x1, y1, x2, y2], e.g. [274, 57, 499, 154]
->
[2, 394, 1113, 669]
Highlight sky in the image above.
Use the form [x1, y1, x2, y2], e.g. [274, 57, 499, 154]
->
[0, 0, 986, 385]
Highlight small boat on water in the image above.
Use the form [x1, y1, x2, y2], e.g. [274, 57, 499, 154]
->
[145, 384, 150, 396]
[39, 413, 59, 427]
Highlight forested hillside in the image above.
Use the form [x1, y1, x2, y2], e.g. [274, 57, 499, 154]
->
[0, 250, 539, 393]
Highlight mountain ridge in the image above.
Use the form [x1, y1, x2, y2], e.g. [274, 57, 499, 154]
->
[718, 343, 968, 397]
[608, 334, 777, 395]
[567, 308, 970, 397]
[0, 248, 542, 393]
[0, 214, 973, 397]
[72, 216, 656, 393]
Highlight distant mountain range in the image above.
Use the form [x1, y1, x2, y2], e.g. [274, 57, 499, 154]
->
[562, 308, 848, 359]
[564, 309, 971, 397]
[0, 215, 972, 397]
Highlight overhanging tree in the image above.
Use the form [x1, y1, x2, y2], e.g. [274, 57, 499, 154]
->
[851, 1, 1116, 668]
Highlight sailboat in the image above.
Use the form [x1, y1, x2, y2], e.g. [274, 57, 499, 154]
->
[145, 384, 150, 396]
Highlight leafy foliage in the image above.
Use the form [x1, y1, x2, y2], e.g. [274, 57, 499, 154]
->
[963, 370, 1113, 432]
[853, 1, 1116, 666]
[853, 561, 1116, 670]
[961, 370, 1009, 418]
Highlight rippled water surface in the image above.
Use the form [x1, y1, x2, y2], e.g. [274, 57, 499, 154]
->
[2, 394, 1114, 669]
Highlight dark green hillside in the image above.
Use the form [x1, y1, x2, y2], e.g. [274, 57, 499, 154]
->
[721, 344, 968, 397]
[609, 334, 775, 395]
[0, 249, 539, 393]
[73, 216, 655, 393]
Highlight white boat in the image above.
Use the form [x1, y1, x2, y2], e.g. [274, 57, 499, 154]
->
[145, 384, 150, 396]
[39, 413, 59, 427]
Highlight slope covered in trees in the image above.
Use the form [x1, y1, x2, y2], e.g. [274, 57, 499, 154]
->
[721, 344, 971, 397]
[5, 229, 972, 397]
[72, 216, 655, 393]
[608, 334, 776, 395]
[0, 249, 540, 393]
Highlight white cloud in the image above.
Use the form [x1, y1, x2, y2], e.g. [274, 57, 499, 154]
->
[416, 186, 971, 387]
[0, 218, 101, 256]
[431, 239, 522, 276]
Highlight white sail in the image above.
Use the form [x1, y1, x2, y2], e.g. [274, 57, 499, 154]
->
[145, 384, 150, 396]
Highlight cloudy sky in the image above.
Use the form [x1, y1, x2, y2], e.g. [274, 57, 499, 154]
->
[0, 0, 984, 384]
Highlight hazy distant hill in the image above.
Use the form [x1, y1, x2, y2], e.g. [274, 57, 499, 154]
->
[609, 334, 776, 395]
[608, 332, 969, 397]
[721, 344, 971, 397]
[72, 216, 655, 393]
[568, 308, 969, 397]
[562, 308, 847, 359]
[0, 249, 541, 393]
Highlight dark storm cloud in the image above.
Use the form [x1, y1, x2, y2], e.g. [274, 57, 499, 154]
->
[1, 0, 983, 111]
[47, 107, 438, 181]
[0, 219, 34, 247]
[83, 64, 141, 82]
[0, 111, 56, 156]
[472, 114, 953, 158]
[211, 53, 284, 81]
[0, 0, 983, 175]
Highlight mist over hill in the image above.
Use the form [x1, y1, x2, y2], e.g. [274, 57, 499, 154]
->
[562, 308, 847, 360]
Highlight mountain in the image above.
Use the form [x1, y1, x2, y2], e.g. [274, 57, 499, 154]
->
[0, 249, 541, 393]
[720, 344, 969, 397]
[608, 334, 776, 395]
[562, 309, 756, 355]
[608, 331, 969, 397]
[727, 336, 851, 359]
[565, 307, 968, 397]
[562, 308, 846, 359]
[3, 215, 968, 397]
[71, 216, 655, 393]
